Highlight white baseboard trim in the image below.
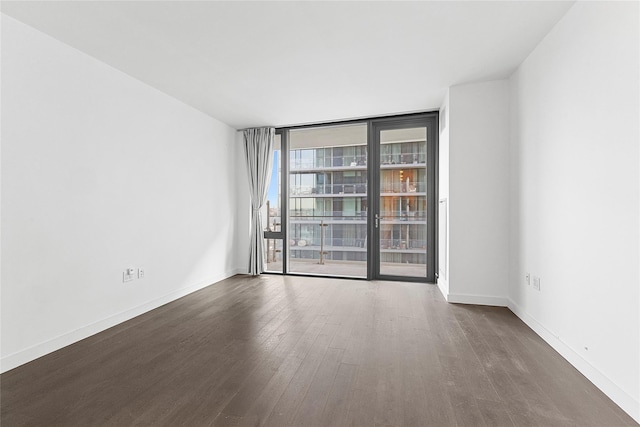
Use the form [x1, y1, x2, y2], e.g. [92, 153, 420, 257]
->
[507, 298, 640, 424]
[0, 269, 243, 374]
[446, 292, 508, 307]
[436, 280, 449, 302]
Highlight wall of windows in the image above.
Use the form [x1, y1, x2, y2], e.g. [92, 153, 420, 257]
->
[264, 113, 437, 282]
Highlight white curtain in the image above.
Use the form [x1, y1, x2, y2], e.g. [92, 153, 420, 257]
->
[243, 127, 274, 275]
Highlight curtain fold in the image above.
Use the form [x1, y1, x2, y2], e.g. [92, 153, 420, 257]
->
[243, 127, 275, 276]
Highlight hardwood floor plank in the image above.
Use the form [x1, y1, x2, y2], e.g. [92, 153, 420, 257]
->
[261, 321, 341, 427]
[291, 347, 344, 426]
[343, 363, 378, 427]
[2, 275, 636, 427]
[320, 362, 358, 427]
[220, 315, 327, 420]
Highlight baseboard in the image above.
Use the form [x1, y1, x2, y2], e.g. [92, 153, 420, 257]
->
[0, 269, 242, 374]
[436, 279, 449, 302]
[446, 292, 507, 307]
[507, 298, 640, 424]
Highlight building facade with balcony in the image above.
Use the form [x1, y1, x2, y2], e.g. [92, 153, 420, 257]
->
[287, 137, 428, 268]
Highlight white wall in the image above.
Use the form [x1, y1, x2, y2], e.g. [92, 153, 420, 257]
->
[1, 15, 240, 372]
[446, 79, 510, 305]
[508, 1, 639, 421]
[437, 90, 450, 296]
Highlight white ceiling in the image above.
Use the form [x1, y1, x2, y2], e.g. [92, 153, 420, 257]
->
[2, 1, 574, 129]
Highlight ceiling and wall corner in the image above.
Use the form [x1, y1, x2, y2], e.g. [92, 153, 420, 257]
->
[0, 0, 574, 129]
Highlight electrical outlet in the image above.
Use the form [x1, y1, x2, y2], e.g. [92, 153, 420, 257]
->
[525, 273, 530, 286]
[123, 268, 135, 282]
[138, 268, 145, 279]
[533, 276, 541, 291]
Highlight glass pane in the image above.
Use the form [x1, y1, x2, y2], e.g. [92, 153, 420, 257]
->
[266, 134, 282, 233]
[264, 237, 283, 273]
[379, 127, 427, 278]
[289, 123, 367, 278]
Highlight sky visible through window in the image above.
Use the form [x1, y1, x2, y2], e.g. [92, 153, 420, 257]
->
[267, 151, 279, 207]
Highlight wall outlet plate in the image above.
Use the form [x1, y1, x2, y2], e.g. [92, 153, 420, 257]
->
[138, 268, 145, 279]
[123, 271, 134, 282]
[525, 273, 530, 286]
[533, 276, 541, 291]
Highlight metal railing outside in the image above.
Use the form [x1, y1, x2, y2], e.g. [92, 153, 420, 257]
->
[290, 213, 367, 220]
[289, 213, 426, 222]
[290, 181, 425, 196]
[379, 212, 427, 221]
[380, 152, 426, 165]
[290, 155, 367, 170]
[289, 152, 426, 170]
[379, 239, 427, 250]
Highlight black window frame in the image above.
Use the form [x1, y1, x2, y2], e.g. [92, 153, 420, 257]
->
[265, 112, 438, 283]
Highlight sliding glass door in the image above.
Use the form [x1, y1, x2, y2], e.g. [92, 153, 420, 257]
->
[265, 113, 437, 283]
[370, 116, 437, 282]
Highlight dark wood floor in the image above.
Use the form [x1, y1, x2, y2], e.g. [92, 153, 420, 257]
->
[2, 275, 637, 427]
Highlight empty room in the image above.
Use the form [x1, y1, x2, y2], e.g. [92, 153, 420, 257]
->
[1, 1, 638, 426]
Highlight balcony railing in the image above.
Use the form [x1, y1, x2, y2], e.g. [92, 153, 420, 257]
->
[288, 238, 426, 250]
[379, 239, 427, 250]
[379, 212, 427, 221]
[289, 212, 426, 223]
[380, 152, 426, 165]
[289, 152, 427, 170]
[290, 213, 367, 220]
[290, 182, 425, 196]
[289, 237, 367, 249]
[290, 184, 367, 196]
[290, 155, 367, 170]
